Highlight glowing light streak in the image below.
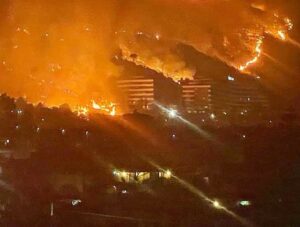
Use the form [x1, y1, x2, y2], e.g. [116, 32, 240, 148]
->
[164, 169, 172, 179]
[154, 102, 213, 141]
[263, 52, 297, 75]
[146, 160, 253, 227]
[239, 38, 263, 72]
[239, 16, 293, 72]
[168, 109, 177, 118]
[213, 200, 222, 209]
[277, 30, 286, 41]
[287, 37, 300, 50]
[266, 17, 293, 42]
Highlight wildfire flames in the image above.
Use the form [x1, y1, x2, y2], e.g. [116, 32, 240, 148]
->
[0, 0, 296, 108]
[75, 100, 117, 117]
[239, 37, 264, 72]
[116, 1, 295, 75]
[238, 15, 293, 72]
[92, 100, 116, 116]
[76, 106, 89, 117]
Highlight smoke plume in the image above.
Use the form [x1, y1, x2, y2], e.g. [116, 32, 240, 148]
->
[0, 0, 293, 107]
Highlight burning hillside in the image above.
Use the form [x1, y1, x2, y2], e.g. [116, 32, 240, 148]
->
[0, 0, 295, 111]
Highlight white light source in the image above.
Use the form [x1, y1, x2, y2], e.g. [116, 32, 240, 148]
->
[121, 171, 127, 178]
[155, 33, 161, 40]
[168, 109, 177, 118]
[113, 170, 119, 176]
[4, 139, 10, 146]
[71, 199, 82, 206]
[16, 109, 23, 115]
[164, 169, 172, 179]
[227, 75, 235, 81]
[239, 200, 251, 206]
[210, 113, 216, 120]
[213, 200, 222, 209]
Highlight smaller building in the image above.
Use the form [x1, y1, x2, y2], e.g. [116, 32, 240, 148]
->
[180, 77, 212, 114]
[117, 76, 155, 111]
[179, 74, 270, 125]
[112, 169, 172, 184]
[117, 75, 181, 113]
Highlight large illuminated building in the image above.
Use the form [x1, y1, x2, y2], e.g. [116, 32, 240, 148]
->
[180, 76, 212, 114]
[115, 57, 269, 123]
[213, 75, 269, 118]
[117, 74, 181, 113]
[117, 76, 155, 111]
[114, 58, 182, 113]
[180, 74, 270, 124]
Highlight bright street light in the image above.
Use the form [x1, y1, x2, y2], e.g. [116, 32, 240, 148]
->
[168, 109, 177, 118]
[213, 200, 222, 209]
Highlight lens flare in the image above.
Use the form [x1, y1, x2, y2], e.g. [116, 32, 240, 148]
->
[263, 52, 297, 75]
[277, 30, 286, 41]
[154, 102, 214, 141]
[287, 37, 300, 50]
[145, 159, 254, 227]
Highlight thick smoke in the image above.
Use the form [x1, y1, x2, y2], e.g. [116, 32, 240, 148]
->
[0, 0, 293, 107]
[117, 0, 291, 73]
[0, 0, 120, 107]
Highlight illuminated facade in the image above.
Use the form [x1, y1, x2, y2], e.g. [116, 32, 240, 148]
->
[180, 75, 269, 123]
[117, 75, 181, 112]
[180, 77, 212, 114]
[113, 170, 172, 184]
[117, 76, 155, 111]
[212, 75, 269, 118]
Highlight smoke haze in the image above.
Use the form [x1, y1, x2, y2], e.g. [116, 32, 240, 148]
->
[0, 0, 296, 108]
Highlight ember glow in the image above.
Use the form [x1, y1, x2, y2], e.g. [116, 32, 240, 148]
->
[74, 100, 117, 117]
[92, 100, 117, 116]
[284, 17, 294, 31]
[0, 0, 296, 108]
[277, 30, 286, 41]
[75, 106, 89, 117]
[0, 1, 299, 226]
[239, 37, 264, 72]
